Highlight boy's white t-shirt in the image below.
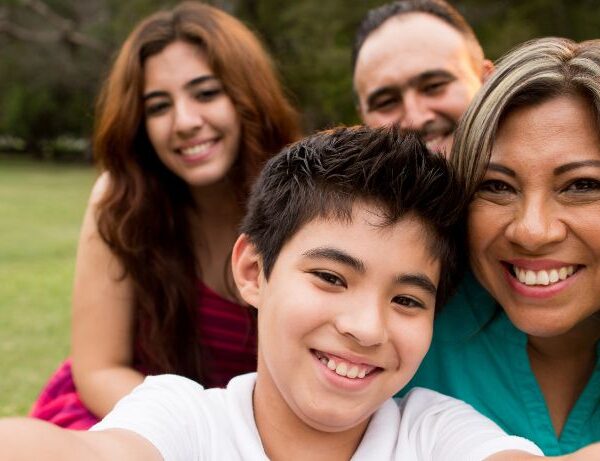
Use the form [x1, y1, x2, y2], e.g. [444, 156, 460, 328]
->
[92, 373, 542, 460]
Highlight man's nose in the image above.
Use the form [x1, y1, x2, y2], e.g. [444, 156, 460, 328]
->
[399, 92, 435, 131]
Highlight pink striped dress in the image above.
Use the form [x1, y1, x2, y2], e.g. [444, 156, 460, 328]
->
[29, 283, 257, 429]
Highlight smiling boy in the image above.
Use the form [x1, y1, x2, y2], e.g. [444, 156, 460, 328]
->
[4, 126, 595, 460]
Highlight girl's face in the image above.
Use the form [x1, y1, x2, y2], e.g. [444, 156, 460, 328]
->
[468, 95, 600, 338]
[143, 41, 241, 188]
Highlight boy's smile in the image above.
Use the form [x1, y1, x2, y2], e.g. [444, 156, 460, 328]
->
[234, 202, 440, 442]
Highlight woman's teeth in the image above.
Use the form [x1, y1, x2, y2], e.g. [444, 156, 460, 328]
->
[513, 265, 575, 286]
[317, 355, 371, 379]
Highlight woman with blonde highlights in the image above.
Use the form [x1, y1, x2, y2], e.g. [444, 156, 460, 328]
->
[30, 1, 300, 429]
[404, 37, 600, 455]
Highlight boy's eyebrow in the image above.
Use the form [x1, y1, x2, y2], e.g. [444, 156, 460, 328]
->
[395, 274, 437, 297]
[302, 247, 365, 273]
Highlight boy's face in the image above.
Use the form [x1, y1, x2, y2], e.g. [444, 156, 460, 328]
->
[234, 202, 440, 434]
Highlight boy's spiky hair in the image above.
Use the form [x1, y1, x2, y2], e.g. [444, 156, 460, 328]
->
[241, 126, 466, 307]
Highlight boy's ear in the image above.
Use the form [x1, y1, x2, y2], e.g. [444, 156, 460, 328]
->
[231, 234, 263, 308]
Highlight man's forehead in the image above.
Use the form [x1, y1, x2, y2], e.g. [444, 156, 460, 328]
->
[354, 13, 474, 93]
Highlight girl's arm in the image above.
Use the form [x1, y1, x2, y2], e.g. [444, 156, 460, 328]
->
[0, 418, 161, 461]
[70, 173, 145, 418]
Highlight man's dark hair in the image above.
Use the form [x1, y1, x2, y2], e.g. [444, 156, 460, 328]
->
[241, 126, 466, 308]
[352, 0, 482, 72]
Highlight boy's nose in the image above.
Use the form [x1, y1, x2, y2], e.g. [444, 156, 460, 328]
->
[334, 300, 388, 347]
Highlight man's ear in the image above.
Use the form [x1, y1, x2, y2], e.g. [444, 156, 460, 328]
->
[232, 234, 262, 309]
[481, 58, 495, 82]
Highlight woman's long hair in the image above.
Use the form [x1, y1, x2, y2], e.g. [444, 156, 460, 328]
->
[92, 1, 300, 382]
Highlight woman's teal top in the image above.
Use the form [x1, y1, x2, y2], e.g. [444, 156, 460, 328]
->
[400, 272, 600, 456]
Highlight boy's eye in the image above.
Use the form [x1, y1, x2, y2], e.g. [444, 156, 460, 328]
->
[312, 271, 346, 287]
[392, 295, 425, 309]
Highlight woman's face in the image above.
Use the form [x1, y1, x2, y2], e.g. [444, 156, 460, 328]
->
[468, 95, 600, 338]
[143, 40, 241, 188]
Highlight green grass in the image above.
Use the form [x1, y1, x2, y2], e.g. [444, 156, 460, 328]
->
[0, 156, 95, 416]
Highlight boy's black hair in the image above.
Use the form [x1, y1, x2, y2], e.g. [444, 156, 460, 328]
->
[241, 126, 466, 308]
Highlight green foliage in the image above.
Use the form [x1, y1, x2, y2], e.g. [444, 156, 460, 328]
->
[3, 0, 600, 153]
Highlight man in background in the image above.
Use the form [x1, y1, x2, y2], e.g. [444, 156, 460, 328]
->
[352, 0, 493, 155]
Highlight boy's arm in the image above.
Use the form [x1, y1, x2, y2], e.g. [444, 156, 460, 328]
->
[0, 418, 161, 461]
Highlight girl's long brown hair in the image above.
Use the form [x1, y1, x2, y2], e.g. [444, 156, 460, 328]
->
[92, 1, 300, 382]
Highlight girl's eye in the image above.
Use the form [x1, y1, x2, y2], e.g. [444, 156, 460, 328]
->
[194, 88, 222, 101]
[477, 179, 515, 194]
[564, 178, 600, 192]
[312, 271, 346, 287]
[145, 102, 170, 116]
[392, 295, 425, 309]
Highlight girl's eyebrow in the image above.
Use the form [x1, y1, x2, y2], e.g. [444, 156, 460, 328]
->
[184, 75, 219, 90]
[143, 75, 219, 101]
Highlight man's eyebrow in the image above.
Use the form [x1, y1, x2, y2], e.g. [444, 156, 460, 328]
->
[406, 69, 455, 88]
[487, 162, 516, 177]
[302, 247, 365, 273]
[395, 273, 437, 297]
[554, 160, 600, 176]
[143, 75, 218, 101]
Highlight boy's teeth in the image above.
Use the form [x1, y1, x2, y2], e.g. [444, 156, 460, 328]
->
[335, 362, 348, 376]
[319, 354, 371, 379]
[513, 265, 576, 286]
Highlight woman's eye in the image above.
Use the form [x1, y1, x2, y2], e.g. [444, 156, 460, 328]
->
[392, 295, 425, 309]
[312, 271, 345, 287]
[564, 178, 600, 192]
[477, 179, 514, 194]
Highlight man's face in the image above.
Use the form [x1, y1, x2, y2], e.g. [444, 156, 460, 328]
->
[354, 13, 485, 156]
[235, 204, 439, 435]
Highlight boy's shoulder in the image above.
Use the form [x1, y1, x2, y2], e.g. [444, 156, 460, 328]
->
[367, 388, 541, 460]
[92, 373, 266, 460]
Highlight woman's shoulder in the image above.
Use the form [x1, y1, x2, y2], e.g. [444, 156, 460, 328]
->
[434, 271, 497, 339]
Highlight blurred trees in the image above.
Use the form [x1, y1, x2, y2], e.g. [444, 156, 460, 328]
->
[1, 0, 600, 158]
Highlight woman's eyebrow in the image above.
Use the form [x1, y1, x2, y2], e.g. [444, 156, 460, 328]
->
[554, 160, 600, 176]
[487, 162, 515, 177]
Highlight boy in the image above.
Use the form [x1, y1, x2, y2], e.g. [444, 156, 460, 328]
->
[2, 126, 596, 460]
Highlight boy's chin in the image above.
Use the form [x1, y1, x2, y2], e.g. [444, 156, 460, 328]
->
[292, 394, 390, 433]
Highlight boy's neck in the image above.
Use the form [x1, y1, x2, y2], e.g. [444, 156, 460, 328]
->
[253, 367, 370, 461]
